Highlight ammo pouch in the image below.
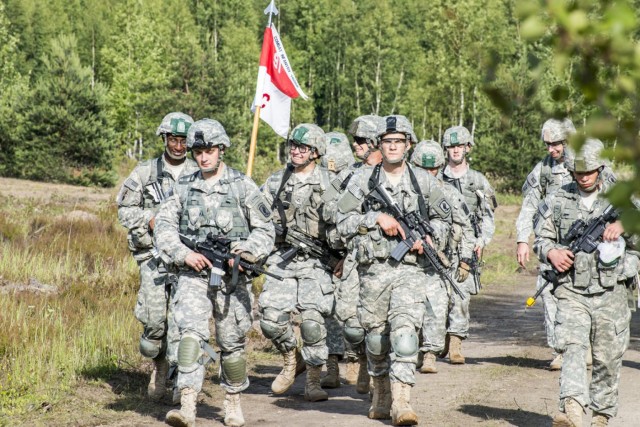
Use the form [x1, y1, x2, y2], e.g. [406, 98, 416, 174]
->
[354, 227, 390, 264]
[128, 227, 153, 252]
[571, 252, 591, 289]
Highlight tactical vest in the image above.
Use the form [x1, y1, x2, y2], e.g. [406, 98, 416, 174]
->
[441, 168, 484, 216]
[142, 157, 176, 212]
[178, 169, 250, 242]
[270, 165, 330, 239]
[539, 155, 571, 197]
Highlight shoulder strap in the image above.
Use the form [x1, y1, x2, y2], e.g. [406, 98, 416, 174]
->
[272, 165, 294, 232]
[406, 165, 428, 218]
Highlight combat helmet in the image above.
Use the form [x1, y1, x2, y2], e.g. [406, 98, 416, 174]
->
[322, 132, 355, 173]
[541, 118, 576, 143]
[349, 115, 384, 146]
[156, 112, 194, 137]
[289, 123, 326, 156]
[378, 115, 418, 144]
[442, 125, 473, 147]
[565, 138, 606, 173]
[411, 140, 445, 169]
[186, 118, 231, 150]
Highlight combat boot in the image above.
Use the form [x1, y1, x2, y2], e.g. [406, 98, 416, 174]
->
[165, 387, 197, 427]
[549, 353, 563, 371]
[320, 355, 341, 389]
[355, 355, 370, 394]
[304, 364, 329, 402]
[591, 412, 609, 426]
[271, 348, 305, 394]
[390, 382, 418, 426]
[552, 398, 583, 427]
[449, 335, 465, 364]
[223, 392, 245, 427]
[344, 359, 358, 385]
[368, 375, 391, 420]
[420, 352, 438, 374]
[148, 357, 169, 401]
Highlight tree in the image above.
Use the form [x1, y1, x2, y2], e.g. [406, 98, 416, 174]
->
[15, 34, 115, 186]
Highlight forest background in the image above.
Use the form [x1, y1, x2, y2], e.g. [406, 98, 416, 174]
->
[1, 0, 640, 223]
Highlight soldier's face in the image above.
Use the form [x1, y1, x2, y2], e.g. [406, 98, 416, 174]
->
[352, 137, 369, 159]
[289, 142, 315, 166]
[573, 169, 599, 191]
[379, 132, 409, 164]
[193, 146, 221, 171]
[545, 140, 564, 160]
[166, 135, 187, 158]
[446, 145, 467, 164]
[426, 167, 439, 177]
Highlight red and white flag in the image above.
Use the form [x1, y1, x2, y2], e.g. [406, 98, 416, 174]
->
[253, 23, 307, 138]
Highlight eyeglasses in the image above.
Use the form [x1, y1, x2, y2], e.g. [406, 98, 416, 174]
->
[380, 137, 407, 146]
[167, 136, 187, 146]
[289, 142, 310, 153]
[544, 140, 565, 148]
[353, 137, 368, 145]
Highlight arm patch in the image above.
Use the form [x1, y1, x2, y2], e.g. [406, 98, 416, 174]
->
[538, 201, 551, 219]
[438, 199, 452, 214]
[526, 173, 539, 189]
[124, 178, 139, 191]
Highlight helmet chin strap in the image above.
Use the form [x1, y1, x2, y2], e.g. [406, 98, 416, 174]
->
[382, 150, 407, 165]
[448, 146, 466, 165]
[292, 149, 317, 168]
[197, 146, 225, 174]
[581, 168, 603, 193]
[165, 146, 186, 160]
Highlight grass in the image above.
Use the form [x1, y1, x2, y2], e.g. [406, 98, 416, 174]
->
[0, 196, 141, 419]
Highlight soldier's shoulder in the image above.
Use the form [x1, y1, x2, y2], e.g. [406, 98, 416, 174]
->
[468, 168, 492, 189]
[177, 170, 200, 185]
[227, 167, 260, 189]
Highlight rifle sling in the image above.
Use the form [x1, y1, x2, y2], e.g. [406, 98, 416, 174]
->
[367, 163, 428, 218]
[272, 164, 294, 236]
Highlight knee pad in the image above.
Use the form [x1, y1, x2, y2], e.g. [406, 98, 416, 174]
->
[366, 333, 390, 356]
[221, 356, 247, 387]
[343, 326, 365, 345]
[300, 310, 326, 345]
[392, 329, 419, 358]
[139, 335, 164, 359]
[177, 335, 202, 373]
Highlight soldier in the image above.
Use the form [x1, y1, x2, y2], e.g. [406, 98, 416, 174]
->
[154, 119, 275, 427]
[409, 140, 475, 374]
[316, 131, 353, 389]
[116, 112, 197, 402]
[516, 118, 575, 370]
[322, 116, 384, 393]
[534, 138, 637, 427]
[440, 125, 497, 364]
[335, 115, 457, 426]
[259, 123, 337, 402]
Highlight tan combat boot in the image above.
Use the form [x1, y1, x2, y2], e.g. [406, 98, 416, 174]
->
[271, 348, 305, 394]
[165, 387, 197, 427]
[420, 352, 438, 374]
[449, 335, 465, 364]
[549, 353, 563, 371]
[223, 392, 245, 427]
[304, 364, 329, 402]
[552, 398, 583, 427]
[148, 357, 169, 401]
[356, 355, 370, 394]
[390, 382, 418, 426]
[591, 412, 609, 426]
[368, 375, 391, 419]
[344, 359, 359, 385]
[320, 355, 341, 388]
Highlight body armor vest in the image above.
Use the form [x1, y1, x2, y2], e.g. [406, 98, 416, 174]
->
[178, 169, 250, 242]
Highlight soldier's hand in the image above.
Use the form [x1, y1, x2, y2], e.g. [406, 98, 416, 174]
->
[228, 257, 245, 272]
[547, 249, 574, 273]
[333, 257, 345, 279]
[148, 216, 155, 231]
[516, 242, 529, 268]
[377, 214, 406, 239]
[411, 239, 424, 254]
[603, 221, 624, 242]
[456, 261, 471, 282]
[185, 252, 213, 272]
[474, 244, 483, 259]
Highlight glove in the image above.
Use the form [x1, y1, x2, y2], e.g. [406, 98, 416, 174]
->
[456, 260, 471, 282]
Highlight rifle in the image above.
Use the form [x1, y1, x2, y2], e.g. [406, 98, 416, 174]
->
[274, 224, 343, 270]
[179, 233, 283, 291]
[366, 182, 465, 300]
[469, 214, 484, 293]
[525, 204, 619, 307]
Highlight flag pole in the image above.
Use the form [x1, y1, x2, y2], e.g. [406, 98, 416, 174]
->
[247, 1, 279, 178]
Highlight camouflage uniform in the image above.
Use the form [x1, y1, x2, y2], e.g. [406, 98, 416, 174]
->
[534, 139, 637, 422]
[157, 119, 275, 427]
[440, 128, 496, 341]
[116, 112, 198, 401]
[410, 141, 475, 363]
[336, 163, 454, 385]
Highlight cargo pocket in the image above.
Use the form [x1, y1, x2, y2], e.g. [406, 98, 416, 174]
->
[572, 253, 591, 289]
[370, 228, 390, 259]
